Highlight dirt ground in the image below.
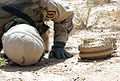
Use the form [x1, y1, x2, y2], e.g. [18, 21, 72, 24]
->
[1, 0, 120, 81]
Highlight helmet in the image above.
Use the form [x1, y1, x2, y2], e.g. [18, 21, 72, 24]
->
[2, 24, 46, 66]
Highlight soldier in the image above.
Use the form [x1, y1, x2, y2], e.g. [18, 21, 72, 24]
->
[0, 0, 74, 63]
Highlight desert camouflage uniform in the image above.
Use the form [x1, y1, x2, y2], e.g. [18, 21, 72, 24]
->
[0, 0, 74, 50]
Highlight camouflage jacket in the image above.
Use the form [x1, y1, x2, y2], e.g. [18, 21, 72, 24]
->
[0, 0, 74, 44]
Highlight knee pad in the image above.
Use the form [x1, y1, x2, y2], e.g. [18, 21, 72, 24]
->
[2, 24, 46, 66]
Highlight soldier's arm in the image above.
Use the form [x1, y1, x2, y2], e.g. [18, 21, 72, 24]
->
[33, 0, 74, 43]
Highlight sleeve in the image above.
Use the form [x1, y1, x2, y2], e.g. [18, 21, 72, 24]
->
[33, 0, 74, 43]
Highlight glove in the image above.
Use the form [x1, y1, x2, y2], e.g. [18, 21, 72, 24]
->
[49, 42, 73, 59]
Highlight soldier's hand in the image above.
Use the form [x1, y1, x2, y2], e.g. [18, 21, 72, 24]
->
[49, 42, 73, 59]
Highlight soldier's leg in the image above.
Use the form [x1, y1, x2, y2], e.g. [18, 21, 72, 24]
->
[0, 32, 8, 59]
[0, 39, 3, 51]
[41, 29, 50, 53]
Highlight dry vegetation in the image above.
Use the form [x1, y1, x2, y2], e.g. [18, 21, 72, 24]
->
[0, 58, 7, 67]
[87, 0, 112, 5]
[74, 5, 109, 29]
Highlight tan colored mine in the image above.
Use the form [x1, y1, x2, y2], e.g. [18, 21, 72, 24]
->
[79, 49, 114, 59]
[78, 38, 117, 59]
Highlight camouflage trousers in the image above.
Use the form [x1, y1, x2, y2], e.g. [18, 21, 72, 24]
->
[41, 29, 50, 53]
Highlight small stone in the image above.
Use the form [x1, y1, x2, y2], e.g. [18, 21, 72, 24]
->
[65, 65, 67, 67]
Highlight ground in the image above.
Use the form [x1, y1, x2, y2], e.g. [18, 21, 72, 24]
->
[1, 0, 120, 81]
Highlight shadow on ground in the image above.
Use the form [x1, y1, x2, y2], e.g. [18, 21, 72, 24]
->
[0, 55, 66, 72]
[78, 55, 114, 62]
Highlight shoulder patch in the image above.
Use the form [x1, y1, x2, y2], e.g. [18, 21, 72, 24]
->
[46, 11, 56, 18]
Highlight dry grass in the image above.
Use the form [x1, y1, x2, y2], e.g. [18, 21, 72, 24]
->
[87, 0, 112, 5]
[74, 5, 109, 29]
[0, 57, 8, 67]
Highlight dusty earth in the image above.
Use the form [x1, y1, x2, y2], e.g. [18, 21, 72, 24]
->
[1, 0, 120, 81]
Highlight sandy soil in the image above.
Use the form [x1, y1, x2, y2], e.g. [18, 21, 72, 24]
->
[1, 0, 120, 81]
